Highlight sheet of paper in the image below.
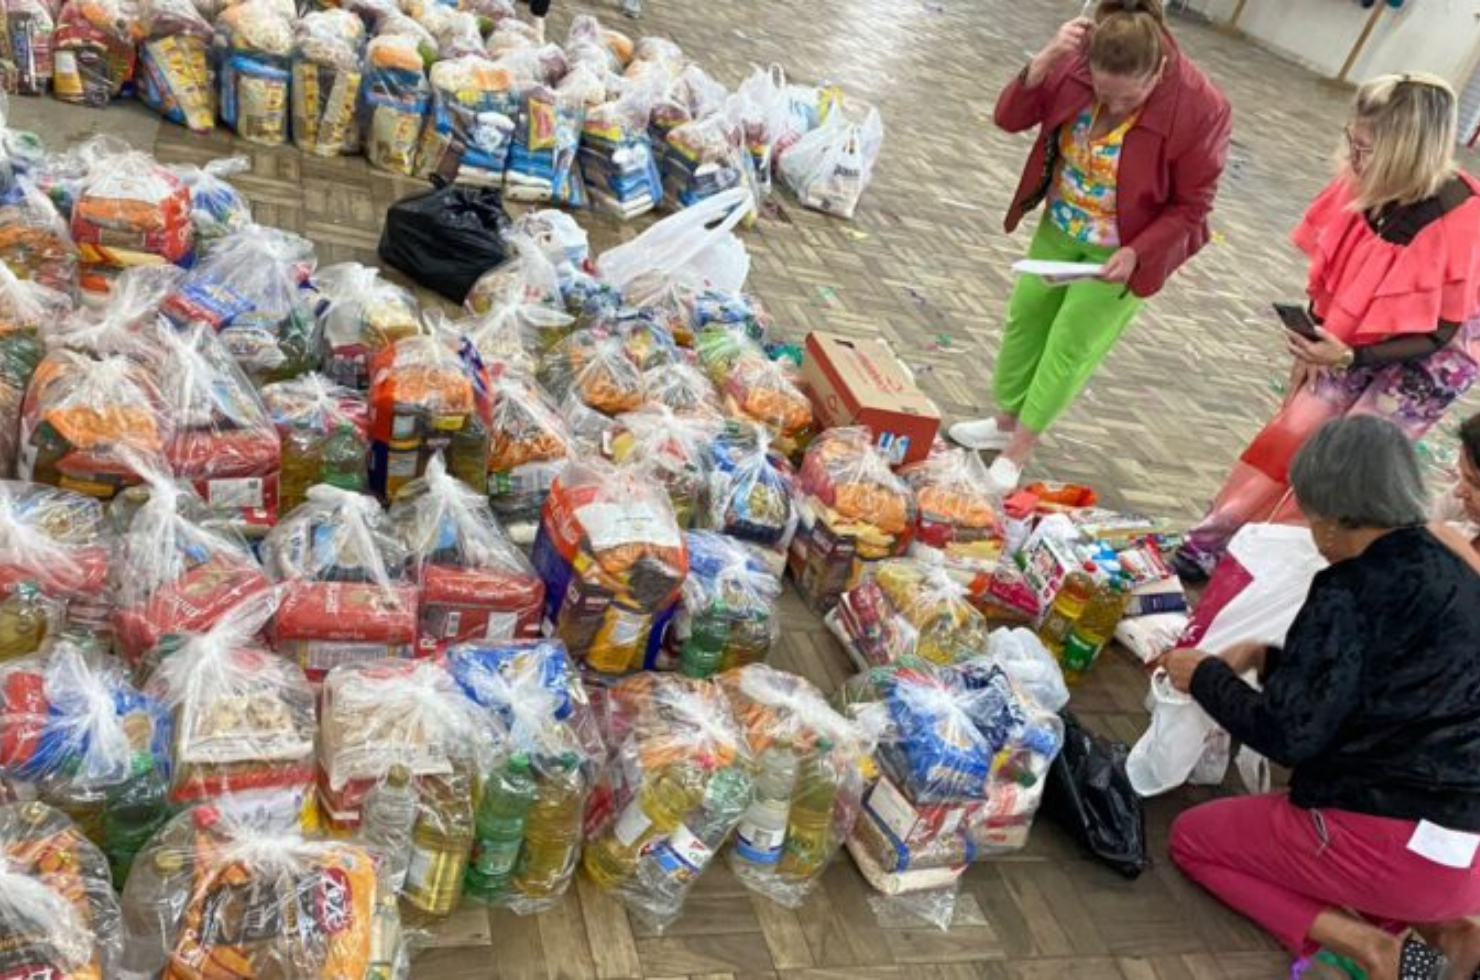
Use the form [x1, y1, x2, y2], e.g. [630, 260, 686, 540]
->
[1012, 259, 1105, 281]
[1408, 820, 1480, 869]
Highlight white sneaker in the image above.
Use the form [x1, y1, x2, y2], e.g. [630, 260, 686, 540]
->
[987, 456, 1022, 494]
[948, 417, 1013, 451]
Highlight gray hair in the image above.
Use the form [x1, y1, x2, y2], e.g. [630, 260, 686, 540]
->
[1290, 416, 1428, 530]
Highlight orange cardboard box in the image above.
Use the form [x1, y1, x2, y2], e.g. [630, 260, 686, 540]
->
[801, 332, 940, 467]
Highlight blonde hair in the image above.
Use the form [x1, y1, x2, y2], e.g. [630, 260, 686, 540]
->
[1347, 72, 1457, 211]
[1090, 0, 1166, 77]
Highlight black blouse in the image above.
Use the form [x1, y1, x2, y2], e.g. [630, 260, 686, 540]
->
[1191, 526, 1480, 831]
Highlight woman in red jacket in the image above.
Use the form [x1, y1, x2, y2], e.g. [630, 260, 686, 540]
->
[949, 0, 1232, 490]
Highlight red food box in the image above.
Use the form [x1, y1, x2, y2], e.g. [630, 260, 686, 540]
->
[801, 332, 940, 467]
[112, 557, 273, 668]
[415, 563, 545, 656]
[274, 581, 419, 680]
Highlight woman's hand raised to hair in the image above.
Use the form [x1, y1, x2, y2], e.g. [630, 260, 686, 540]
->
[1027, 18, 1094, 87]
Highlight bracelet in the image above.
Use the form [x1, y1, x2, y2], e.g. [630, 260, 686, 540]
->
[1337, 347, 1356, 370]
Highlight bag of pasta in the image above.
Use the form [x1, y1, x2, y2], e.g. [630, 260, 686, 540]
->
[0, 801, 122, 980]
[144, 591, 319, 821]
[445, 638, 605, 913]
[531, 456, 687, 675]
[606, 404, 718, 530]
[485, 368, 570, 534]
[417, 54, 517, 185]
[0, 264, 68, 477]
[717, 344, 813, 458]
[117, 807, 405, 980]
[70, 148, 193, 294]
[719, 664, 871, 908]
[0, 167, 78, 294]
[696, 422, 797, 576]
[362, 34, 431, 177]
[0, 637, 173, 877]
[137, 0, 214, 132]
[263, 485, 419, 682]
[640, 361, 721, 420]
[900, 444, 1004, 577]
[259, 372, 369, 516]
[463, 233, 571, 353]
[313, 262, 422, 392]
[0, 481, 111, 642]
[162, 224, 319, 383]
[831, 558, 987, 669]
[664, 529, 780, 677]
[292, 9, 365, 157]
[318, 657, 498, 828]
[537, 328, 644, 419]
[110, 467, 273, 671]
[52, 0, 142, 107]
[790, 427, 916, 611]
[390, 453, 544, 655]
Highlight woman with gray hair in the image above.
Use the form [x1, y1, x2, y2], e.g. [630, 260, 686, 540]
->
[1162, 416, 1480, 980]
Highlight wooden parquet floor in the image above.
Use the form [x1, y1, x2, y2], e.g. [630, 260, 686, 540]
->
[12, 0, 1468, 975]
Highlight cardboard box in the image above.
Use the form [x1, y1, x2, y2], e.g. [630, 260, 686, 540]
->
[802, 332, 940, 467]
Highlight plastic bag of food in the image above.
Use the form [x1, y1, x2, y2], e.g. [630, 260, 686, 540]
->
[445, 638, 604, 913]
[0, 801, 122, 980]
[504, 83, 586, 207]
[734, 65, 787, 199]
[362, 34, 431, 177]
[531, 456, 686, 675]
[701, 336, 813, 457]
[661, 529, 779, 677]
[4, 0, 57, 96]
[0, 168, 78, 295]
[417, 4, 483, 60]
[292, 9, 365, 157]
[0, 481, 111, 640]
[662, 112, 755, 213]
[0, 637, 173, 872]
[463, 232, 571, 352]
[69, 148, 192, 293]
[390, 453, 544, 655]
[580, 82, 661, 220]
[832, 558, 987, 669]
[110, 466, 273, 671]
[137, 0, 214, 131]
[318, 657, 497, 828]
[684, 287, 771, 347]
[640, 361, 720, 419]
[696, 422, 797, 576]
[117, 807, 405, 980]
[215, 0, 293, 145]
[772, 81, 843, 166]
[564, 14, 630, 73]
[259, 371, 370, 516]
[513, 206, 588, 275]
[779, 99, 883, 220]
[648, 64, 726, 165]
[53, 0, 142, 107]
[263, 485, 419, 682]
[366, 334, 492, 499]
[582, 671, 752, 932]
[170, 156, 253, 252]
[790, 427, 915, 611]
[485, 368, 570, 531]
[417, 54, 517, 185]
[312, 262, 421, 391]
[0, 265, 68, 477]
[901, 446, 1003, 577]
[377, 183, 513, 304]
[718, 664, 870, 908]
[537, 328, 644, 419]
[606, 404, 718, 529]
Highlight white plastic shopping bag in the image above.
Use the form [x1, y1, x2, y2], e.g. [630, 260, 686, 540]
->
[596, 186, 754, 296]
[1127, 669, 1212, 797]
[779, 101, 884, 220]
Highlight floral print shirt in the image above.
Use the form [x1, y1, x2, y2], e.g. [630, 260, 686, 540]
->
[1047, 104, 1140, 247]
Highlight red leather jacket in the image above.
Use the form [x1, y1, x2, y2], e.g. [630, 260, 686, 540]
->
[996, 36, 1233, 298]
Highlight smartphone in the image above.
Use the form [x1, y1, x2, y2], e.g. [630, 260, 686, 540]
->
[1273, 302, 1322, 341]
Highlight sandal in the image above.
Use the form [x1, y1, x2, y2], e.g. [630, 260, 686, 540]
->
[1401, 937, 1446, 980]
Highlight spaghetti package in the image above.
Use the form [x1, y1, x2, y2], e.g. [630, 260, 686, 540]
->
[789, 427, 915, 611]
[161, 224, 319, 383]
[137, 0, 214, 132]
[663, 529, 780, 676]
[417, 54, 517, 185]
[263, 485, 419, 682]
[259, 372, 369, 515]
[719, 664, 870, 908]
[0, 169, 77, 294]
[901, 446, 1004, 578]
[503, 83, 585, 206]
[0, 264, 68, 477]
[313, 262, 421, 392]
[4, 0, 56, 96]
[389, 453, 544, 655]
[362, 34, 430, 177]
[52, 0, 142, 107]
[530, 456, 687, 675]
[144, 592, 318, 818]
[640, 361, 721, 419]
[830, 559, 988, 669]
[485, 369, 570, 532]
[0, 638, 173, 859]
[606, 405, 718, 529]
[110, 469, 272, 670]
[366, 335, 492, 500]
[291, 9, 365, 157]
[444, 638, 604, 913]
[0, 802, 122, 980]
[0, 481, 111, 637]
[696, 423, 797, 576]
[582, 672, 751, 932]
[117, 808, 404, 980]
[317, 657, 496, 827]
[69, 149, 193, 293]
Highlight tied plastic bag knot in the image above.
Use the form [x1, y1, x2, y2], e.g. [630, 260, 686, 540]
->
[304, 485, 403, 596]
[0, 481, 85, 584]
[40, 640, 137, 788]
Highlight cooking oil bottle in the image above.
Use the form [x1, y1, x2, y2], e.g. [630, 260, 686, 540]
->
[512, 753, 587, 901]
[278, 423, 323, 517]
[401, 769, 475, 919]
[0, 582, 51, 662]
[583, 764, 703, 889]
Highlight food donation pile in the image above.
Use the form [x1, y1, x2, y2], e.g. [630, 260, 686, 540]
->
[0, 91, 1183, 965]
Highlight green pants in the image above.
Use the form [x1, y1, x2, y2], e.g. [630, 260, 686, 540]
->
[994, 220, 1144, 432]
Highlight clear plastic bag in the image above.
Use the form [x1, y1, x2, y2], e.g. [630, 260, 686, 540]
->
[779, 99, 883, 220]
[640, 361, 721, 419]
[52, 0, 142, 107]
[363, 34, 431, 177]
[504, 83, 586, 207]
[734, 65, 788, 199]
[0, 264, 68, 477]
[661, 113, 754, 213]
[258, 371, 370, 516]
[0, 480, 111, 639]
[512, 207, 589, 278]
[580, 82, 661, 220]
[583, 671, 752, 932]
[605, 404, 718, 530]
[291, 9, 365, 157]
[681, 287, 771, 348]
[0, 801, 122, 980]
[696, 423, 797, 575]
[696, 332, 812, 456]
[986, 628, 1069, 713]
[110, 465, 273, 671]
[901, 446, 1004, 576]
[463, 233, 571, 354]
[445, 638, 605, 913]
[0, 165, 78, 294]
[417, 5, 483, 60]
[262, 484, 419, 683]
[417, 54, 517, 184]
[137, 0, 215, 132]
[216, 0, 294, 145]
[389, 453, 544, 655]
[530, 456, 687, 675]
[833, 559, 988, 669]
[719, 664, 871, 909]
[117, 807, 404, 980]
[169, 156, 253, 252]
[69, 146, 193, 293]
[162, 224, 319, 383]
[537, 328, 645, 418]
[663, 529, 780, 676]
[485, 369, 571, 531]
[313, 261, 422, 392]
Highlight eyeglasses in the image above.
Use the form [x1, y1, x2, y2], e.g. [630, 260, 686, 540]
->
[1344, 125, 1375, 164]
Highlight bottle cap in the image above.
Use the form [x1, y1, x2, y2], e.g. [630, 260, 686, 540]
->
[508, 752, 532, 775]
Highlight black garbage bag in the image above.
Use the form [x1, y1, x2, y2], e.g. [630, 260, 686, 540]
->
[1041, 710, 1150, 879]
[378, 183, 513, 303]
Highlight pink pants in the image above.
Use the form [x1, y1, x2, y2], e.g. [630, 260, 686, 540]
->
[1170, 794, 1480, 956]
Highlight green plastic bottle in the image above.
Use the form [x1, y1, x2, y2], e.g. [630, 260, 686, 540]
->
[465, 753, 538, 901]
[320, 422, 368, 493]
